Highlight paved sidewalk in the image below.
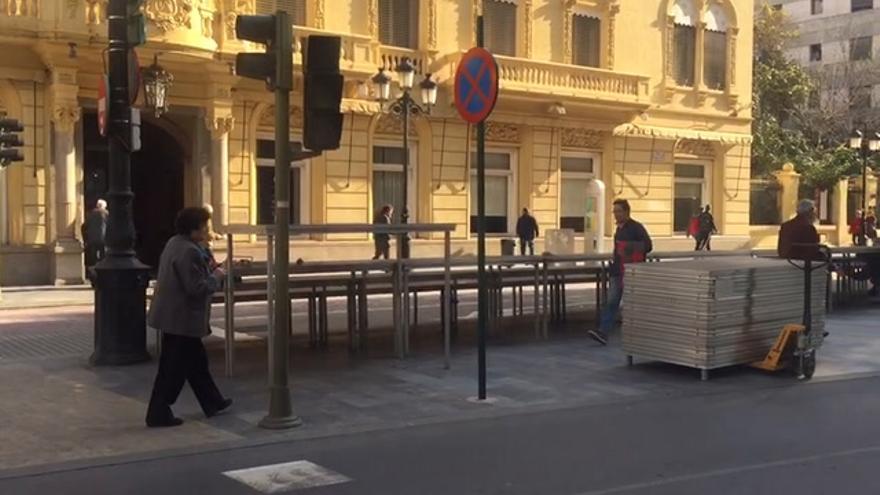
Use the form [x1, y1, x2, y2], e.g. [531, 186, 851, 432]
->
[0, 286, 93, 310]
[1, 302, 880, 476]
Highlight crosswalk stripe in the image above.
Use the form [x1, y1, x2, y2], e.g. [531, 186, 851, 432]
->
[223, 460, 351, 493]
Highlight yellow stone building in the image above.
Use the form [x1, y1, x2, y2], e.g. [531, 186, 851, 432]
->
[0, 0, 753, 286]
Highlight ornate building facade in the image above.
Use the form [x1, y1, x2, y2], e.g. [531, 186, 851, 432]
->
[0, 0, 753, 286]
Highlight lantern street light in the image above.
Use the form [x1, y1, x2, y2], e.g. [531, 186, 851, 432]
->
[368, 58, 437, 258]
[847, 128, 880, 246]
[142, 54, 173, 118]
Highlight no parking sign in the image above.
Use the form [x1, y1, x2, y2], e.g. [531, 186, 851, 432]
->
[453, 48, 499, 124]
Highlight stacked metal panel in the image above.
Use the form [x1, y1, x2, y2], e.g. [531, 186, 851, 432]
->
[622, 257, 826, 372]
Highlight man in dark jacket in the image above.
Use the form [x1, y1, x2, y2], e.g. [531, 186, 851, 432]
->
[695, 205, 717, 251]
[777, 199, 821, 261]
[82, 199, 108, 270]
[372, 204, 393, 260]
[589, 199, 652, 345]
[516, 208, 539, 255]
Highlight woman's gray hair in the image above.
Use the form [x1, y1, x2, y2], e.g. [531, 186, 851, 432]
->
[797, 199, 815, 215]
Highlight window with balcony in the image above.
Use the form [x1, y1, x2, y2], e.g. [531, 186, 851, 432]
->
[673, 24, 696, 87]
[256, 0, 306, 26]
[704, 30, 726, 90]
[470, 151, 515, 234]
[372, 144, 416, 223]
[670, 0, 697, 87]
[851, 36, 873, 61]
[703, 4, 729, 91]
[484, 0, 517, 57]
[811, 0, 823, 14]
[560, 154, 598, 233]
[852, 0, 873, 12]
[256, 139, 307, 225]
[674, 163, 709, 234]
[572, 14, 601, 68]
[810, 43, 822, 62]
[379, 0, 419, 48]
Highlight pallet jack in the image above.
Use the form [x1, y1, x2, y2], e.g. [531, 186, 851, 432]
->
[752, 244, 830, 380]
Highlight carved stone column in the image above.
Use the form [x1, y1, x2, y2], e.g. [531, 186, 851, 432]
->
[774, 163, 801, 222]
[50, 77, 84, 284]
[206, 112, 234, 228]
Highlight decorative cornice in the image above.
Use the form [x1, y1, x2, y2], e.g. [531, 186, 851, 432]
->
[206, 115, 235, 139]
[145, 0, 193, 32]
[198, 0, 215, 38]
[368, 0, 379, 40]
[223, 0, 253, 40]
[427, 0, 438, 51]
[258, 105, 304, 129]
[85, 0, 107, 28]
[52, 104, 81, 134]
[675, 139, 714, 157]
[315, 0, 325, 29]
[523, 0, 533, 58]
[561, 128, 603, 149]
[471, 122, 520, 143]
[374, 113, 417, 136]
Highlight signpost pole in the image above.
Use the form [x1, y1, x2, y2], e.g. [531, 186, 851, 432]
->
[476, 15, 488, 401]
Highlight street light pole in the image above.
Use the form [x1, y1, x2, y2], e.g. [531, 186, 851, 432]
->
[849, 129, 880, 246]
[401, 92, 412, 258]
[369, 61, 437, 259]
[91, 0, 150, 366]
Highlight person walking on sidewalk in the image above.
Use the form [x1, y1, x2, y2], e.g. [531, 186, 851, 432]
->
[372, 204, 393, 260]
[516, 208, 539, 256]
[589, 199, 652, 345]
[146, 207, 232, 428]
[82, 199, 108, 272]
[695, 205, 717, 251]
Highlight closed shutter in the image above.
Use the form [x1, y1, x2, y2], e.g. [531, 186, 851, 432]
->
[255, 0, 306, 25]
[484, 0, 516, 56]
[703, 30, 726, 90]
[572, 15, 600, 67]
[673, 24, 696, 86]
[379, 0, 418, 48]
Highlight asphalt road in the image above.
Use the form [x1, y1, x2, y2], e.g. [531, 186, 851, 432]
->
[2, 375, 878, 495]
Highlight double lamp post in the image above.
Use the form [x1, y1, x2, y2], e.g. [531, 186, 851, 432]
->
[848, 128, 880, 246]
[365, 58, 437, 258]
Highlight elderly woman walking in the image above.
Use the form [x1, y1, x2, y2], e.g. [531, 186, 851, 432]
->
[146, 206, 232, 427]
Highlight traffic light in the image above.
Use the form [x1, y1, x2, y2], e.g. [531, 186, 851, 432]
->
[0, 116, 24, 167]
[234, 12, 292, 91]
[126, 0, 146, 46]
[303, 36, 343, 152]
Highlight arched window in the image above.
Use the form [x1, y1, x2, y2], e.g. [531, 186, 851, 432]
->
[704, 3, 729, 90]
[671, 0, 697, 87]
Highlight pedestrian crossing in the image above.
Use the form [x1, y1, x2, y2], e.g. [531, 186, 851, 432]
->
[223, 460, 351, 493]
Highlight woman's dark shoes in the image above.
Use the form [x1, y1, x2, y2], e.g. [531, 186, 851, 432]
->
[206, 398, 233, 418]
[146, 416, 184, 428]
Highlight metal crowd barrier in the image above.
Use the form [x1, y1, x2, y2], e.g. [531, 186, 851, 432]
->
[213, 229, 880, 377]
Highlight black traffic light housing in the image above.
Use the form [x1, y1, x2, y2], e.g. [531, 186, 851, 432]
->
[234, 13, 292, 91]
[303, 36, 344, 152]
[0, 116, 24, 167]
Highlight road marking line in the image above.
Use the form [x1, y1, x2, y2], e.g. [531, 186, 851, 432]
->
[223, 460, 351, 493]
[574, 444, 880, 494]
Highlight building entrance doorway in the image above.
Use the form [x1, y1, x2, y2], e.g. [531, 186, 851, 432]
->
[82, 112, 185, 270]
